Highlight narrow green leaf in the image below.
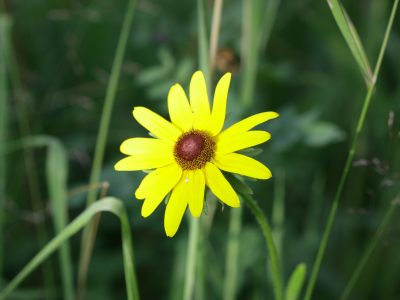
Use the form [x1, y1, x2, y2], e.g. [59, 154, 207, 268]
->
[0, 13, 10, 278]
[327, 0, 373, 83]
[165, 190, 172, 205]
[0, 197, 140, 300]
[236, 147, 263, 157]
[222, 171, 253, 195]
[1, 136, 74, 299]
[224, 110, 233, 121]
[285, 263, 307, 300]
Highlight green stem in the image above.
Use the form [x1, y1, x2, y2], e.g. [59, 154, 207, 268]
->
[85, 0, 137, 208]
[79, 0, 136, 284]
[272, 168, 285, 257]
[339, 199, 399, 300]
[183, 216, 200, 300]
[197, 0, 210, 97]
[239, 192, 283, 300]
[303, 1, 399, 299]
[0, 12, 9, 278]
[223, 206, 243, 300]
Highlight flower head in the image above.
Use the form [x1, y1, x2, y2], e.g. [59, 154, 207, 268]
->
[115, 71, 278, 237]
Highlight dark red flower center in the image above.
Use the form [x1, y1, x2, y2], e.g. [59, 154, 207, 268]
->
[173, 130, 215, 170]
[176, 134, 205, 161]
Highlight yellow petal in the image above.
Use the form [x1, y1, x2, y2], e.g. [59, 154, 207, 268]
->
[187, 169, 205, 218]
[135, 170, 157, 199]
[215, 111, 279, 142]
[190, 71, 210, 130]
[164, 175, 188, 237]
[202, 162, 240, 207]
[207, 73, 231, 136]
[141, 163, 182, 217]
[213, 153, 272, 179]
[114, 152, 173, 171]
[133, 107, 182, 142]
[215, 131, 271, 154]
[120, 138, 173, 155]
[168, 84, 194, 132]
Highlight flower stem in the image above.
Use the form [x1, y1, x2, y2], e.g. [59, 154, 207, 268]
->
[303, 1, 399, 299]
[183, 215, 200, 300]
[339, 198, 399, 300]
[239, 192, 283, 300]
[223, 205, 243, 300]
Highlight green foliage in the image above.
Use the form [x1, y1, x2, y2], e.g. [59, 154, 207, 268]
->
[327, 0, 373, 83]
[0, 197, 139, 300]
[285, 263, 306, 300]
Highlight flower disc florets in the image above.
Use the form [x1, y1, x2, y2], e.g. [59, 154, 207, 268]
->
[174, 129, 215, 170]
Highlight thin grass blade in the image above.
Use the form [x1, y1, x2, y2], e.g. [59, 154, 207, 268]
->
[327, 0, 373, 84]
[0, 13, 10, 278]
[0, 197, 140, 300]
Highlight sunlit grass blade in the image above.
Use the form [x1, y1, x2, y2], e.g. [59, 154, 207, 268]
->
[1, 135, 74, 299]
[327, 0, 373, 84]
[0, 197, 139, 300]
[303, 1, 399, 299]
[80, 0, 137, 292]
[339, 199, 399, 300]
[285, 263, 306, 300]
[238, 192, 283, 300]
[0, 12, 9, 279]
[85, 0, 137, 208]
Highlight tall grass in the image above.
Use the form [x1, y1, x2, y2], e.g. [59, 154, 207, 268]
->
[304, 1, 399, 299]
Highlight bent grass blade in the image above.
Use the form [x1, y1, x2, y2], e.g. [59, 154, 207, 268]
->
[0, 197, 140, 300]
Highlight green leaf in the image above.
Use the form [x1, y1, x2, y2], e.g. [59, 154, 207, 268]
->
[0, 197, 140, 300]
[148, 132, 160, 139]
[222, 171, 253, 195]
[303, 121, 346, 147]
[225, 110, 233, 121]
[236, 147, 263, 157]
[285, 263, 307, 300]
[1, 136, 74, 299]
[327, 0, 373, 84]
[165, 190, 172, 205]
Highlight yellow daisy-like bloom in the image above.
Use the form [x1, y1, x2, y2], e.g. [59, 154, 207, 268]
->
[115, 71, 278, 237]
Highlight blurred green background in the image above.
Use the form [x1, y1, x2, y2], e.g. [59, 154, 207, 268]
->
[1, 0, 400, 299]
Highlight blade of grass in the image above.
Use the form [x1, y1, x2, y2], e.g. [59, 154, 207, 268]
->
[303, 1, 399, 299]
[0, 10, 55, 298]
[77, 183, 109, 300]
[259, 0, 281, 54]
[1, 135, 75, 299]
[85, 0, 137, 208]
[0, 12, 9, 278]
[80, 0, 137, 289]
[197, 0, 210, 96]
[238, 191, 283, 300]
[0, 197, 140, 300]
[327, 0, 373, 84]
[339, 198, 399, 300]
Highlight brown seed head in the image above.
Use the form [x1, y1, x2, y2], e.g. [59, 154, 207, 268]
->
[174, 129, 215, 170]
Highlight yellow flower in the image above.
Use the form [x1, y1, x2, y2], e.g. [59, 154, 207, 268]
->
[115, 71, 278, 237]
